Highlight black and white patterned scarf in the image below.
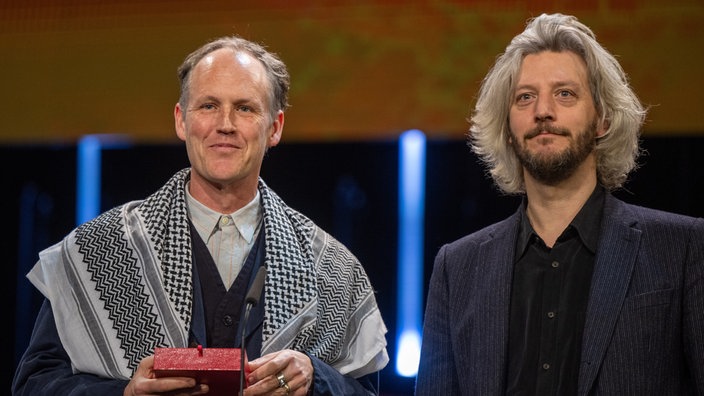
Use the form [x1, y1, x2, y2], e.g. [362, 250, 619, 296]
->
[28, 168, 388, 380]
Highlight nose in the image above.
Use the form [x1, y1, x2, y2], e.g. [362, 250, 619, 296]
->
[216, 108, 237, 134]
[534, 95, 555, 123]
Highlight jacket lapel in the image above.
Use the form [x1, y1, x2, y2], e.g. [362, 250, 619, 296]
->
[471, 212, 520, 394]
[578, 196, 642, 395]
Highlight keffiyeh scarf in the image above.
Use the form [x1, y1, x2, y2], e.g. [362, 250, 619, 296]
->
[28, 168, 388, 380]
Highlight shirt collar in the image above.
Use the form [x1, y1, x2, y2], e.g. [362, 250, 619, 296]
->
[516, 185, 605, 256]
[569, 184, 604, 253]
[185, 183, 262, 244]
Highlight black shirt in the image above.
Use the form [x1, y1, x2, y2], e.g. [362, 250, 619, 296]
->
[506, 186, 605, 396]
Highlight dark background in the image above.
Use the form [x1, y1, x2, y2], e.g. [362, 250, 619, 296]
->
[5, 136, 703, 394]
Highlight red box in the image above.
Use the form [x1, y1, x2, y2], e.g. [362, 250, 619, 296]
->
[153, 346, 247, 395]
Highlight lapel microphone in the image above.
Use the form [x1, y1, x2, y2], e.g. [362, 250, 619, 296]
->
[240, 265, 267, 395]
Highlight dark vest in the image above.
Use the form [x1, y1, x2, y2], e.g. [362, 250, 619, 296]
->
[188, 222, 265, 359]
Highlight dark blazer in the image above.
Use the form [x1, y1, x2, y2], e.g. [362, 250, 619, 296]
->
[416, 193, 704, 395]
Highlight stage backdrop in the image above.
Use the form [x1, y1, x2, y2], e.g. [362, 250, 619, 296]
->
[1, 0, 703, 144]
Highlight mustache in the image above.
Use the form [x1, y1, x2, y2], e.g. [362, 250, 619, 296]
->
[524, 123, 570, 139]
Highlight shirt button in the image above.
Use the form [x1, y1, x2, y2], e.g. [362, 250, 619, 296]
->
[547, 311, 556, 318]
[221, 216, 230, 225]
[542, 363, 551, 370]
[551, 261, 559, 268]
[222, 315, 234, 326]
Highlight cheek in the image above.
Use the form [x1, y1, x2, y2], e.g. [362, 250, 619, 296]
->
[185, 119, 214, 141]
[508, 110, 519, 129]
[508, 108, 527, 126]
[507, 116, 520, 140]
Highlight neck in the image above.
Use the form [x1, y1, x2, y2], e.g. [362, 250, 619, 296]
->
[523, 161, 597, 247]
[188, 173, 258, 214]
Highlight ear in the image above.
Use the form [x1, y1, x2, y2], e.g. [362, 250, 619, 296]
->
[596, 118, 610, 137]
[174, 103, 187, 142]
[267, 110, 284, 148]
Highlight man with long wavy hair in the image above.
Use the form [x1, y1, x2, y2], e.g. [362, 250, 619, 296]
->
[416, 13, 704, 395]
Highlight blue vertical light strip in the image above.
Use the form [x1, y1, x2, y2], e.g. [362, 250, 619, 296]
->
[395, 129, 426, 377]
[76, 133, 131, 225]
[76, 135, 102, 225]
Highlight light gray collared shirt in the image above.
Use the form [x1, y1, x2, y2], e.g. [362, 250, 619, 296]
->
[185, 185, 262, 289]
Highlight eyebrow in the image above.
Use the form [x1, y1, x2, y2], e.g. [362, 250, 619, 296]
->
[191, 95, 221, 104]
[514, 80, 582, 92]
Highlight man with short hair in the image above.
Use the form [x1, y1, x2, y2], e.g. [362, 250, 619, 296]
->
[13, 35, 388, 396]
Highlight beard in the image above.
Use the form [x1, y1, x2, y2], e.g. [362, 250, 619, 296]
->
[510, 120, 597, 185]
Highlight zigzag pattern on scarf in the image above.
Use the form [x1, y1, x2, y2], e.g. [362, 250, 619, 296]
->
[139, 168, 194, 332]
[43, 169, 382, 379]
[74, 207, 164, 372]
[309, 239, 372, 363]
[258, 181, 374, 364]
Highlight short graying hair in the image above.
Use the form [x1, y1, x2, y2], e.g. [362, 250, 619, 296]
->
[469, 13, 647, 194]
[177, 36, 290, 119]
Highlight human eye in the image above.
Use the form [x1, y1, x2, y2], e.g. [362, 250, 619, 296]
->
[555, 88, 579, 104]
[236, 104, 253, 113]
[192, 101, 218, 113]
[515, 91, 534, 105]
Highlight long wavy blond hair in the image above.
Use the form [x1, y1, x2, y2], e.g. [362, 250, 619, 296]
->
[469, 13, 647, 194]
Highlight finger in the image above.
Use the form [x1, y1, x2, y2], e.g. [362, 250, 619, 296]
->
[247, 352, 288, 385]
[161, 383, 209, 396]
[277, 369, 312, 396]
[247, 352, 277, 370]
[277, 352, 313, 395]
[137, 355, 155, 378]
[243, 370, 288, 396]
[151, 376, 200, 392]
[272, 373, 293, 396]
[277, 372, 294, 396]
